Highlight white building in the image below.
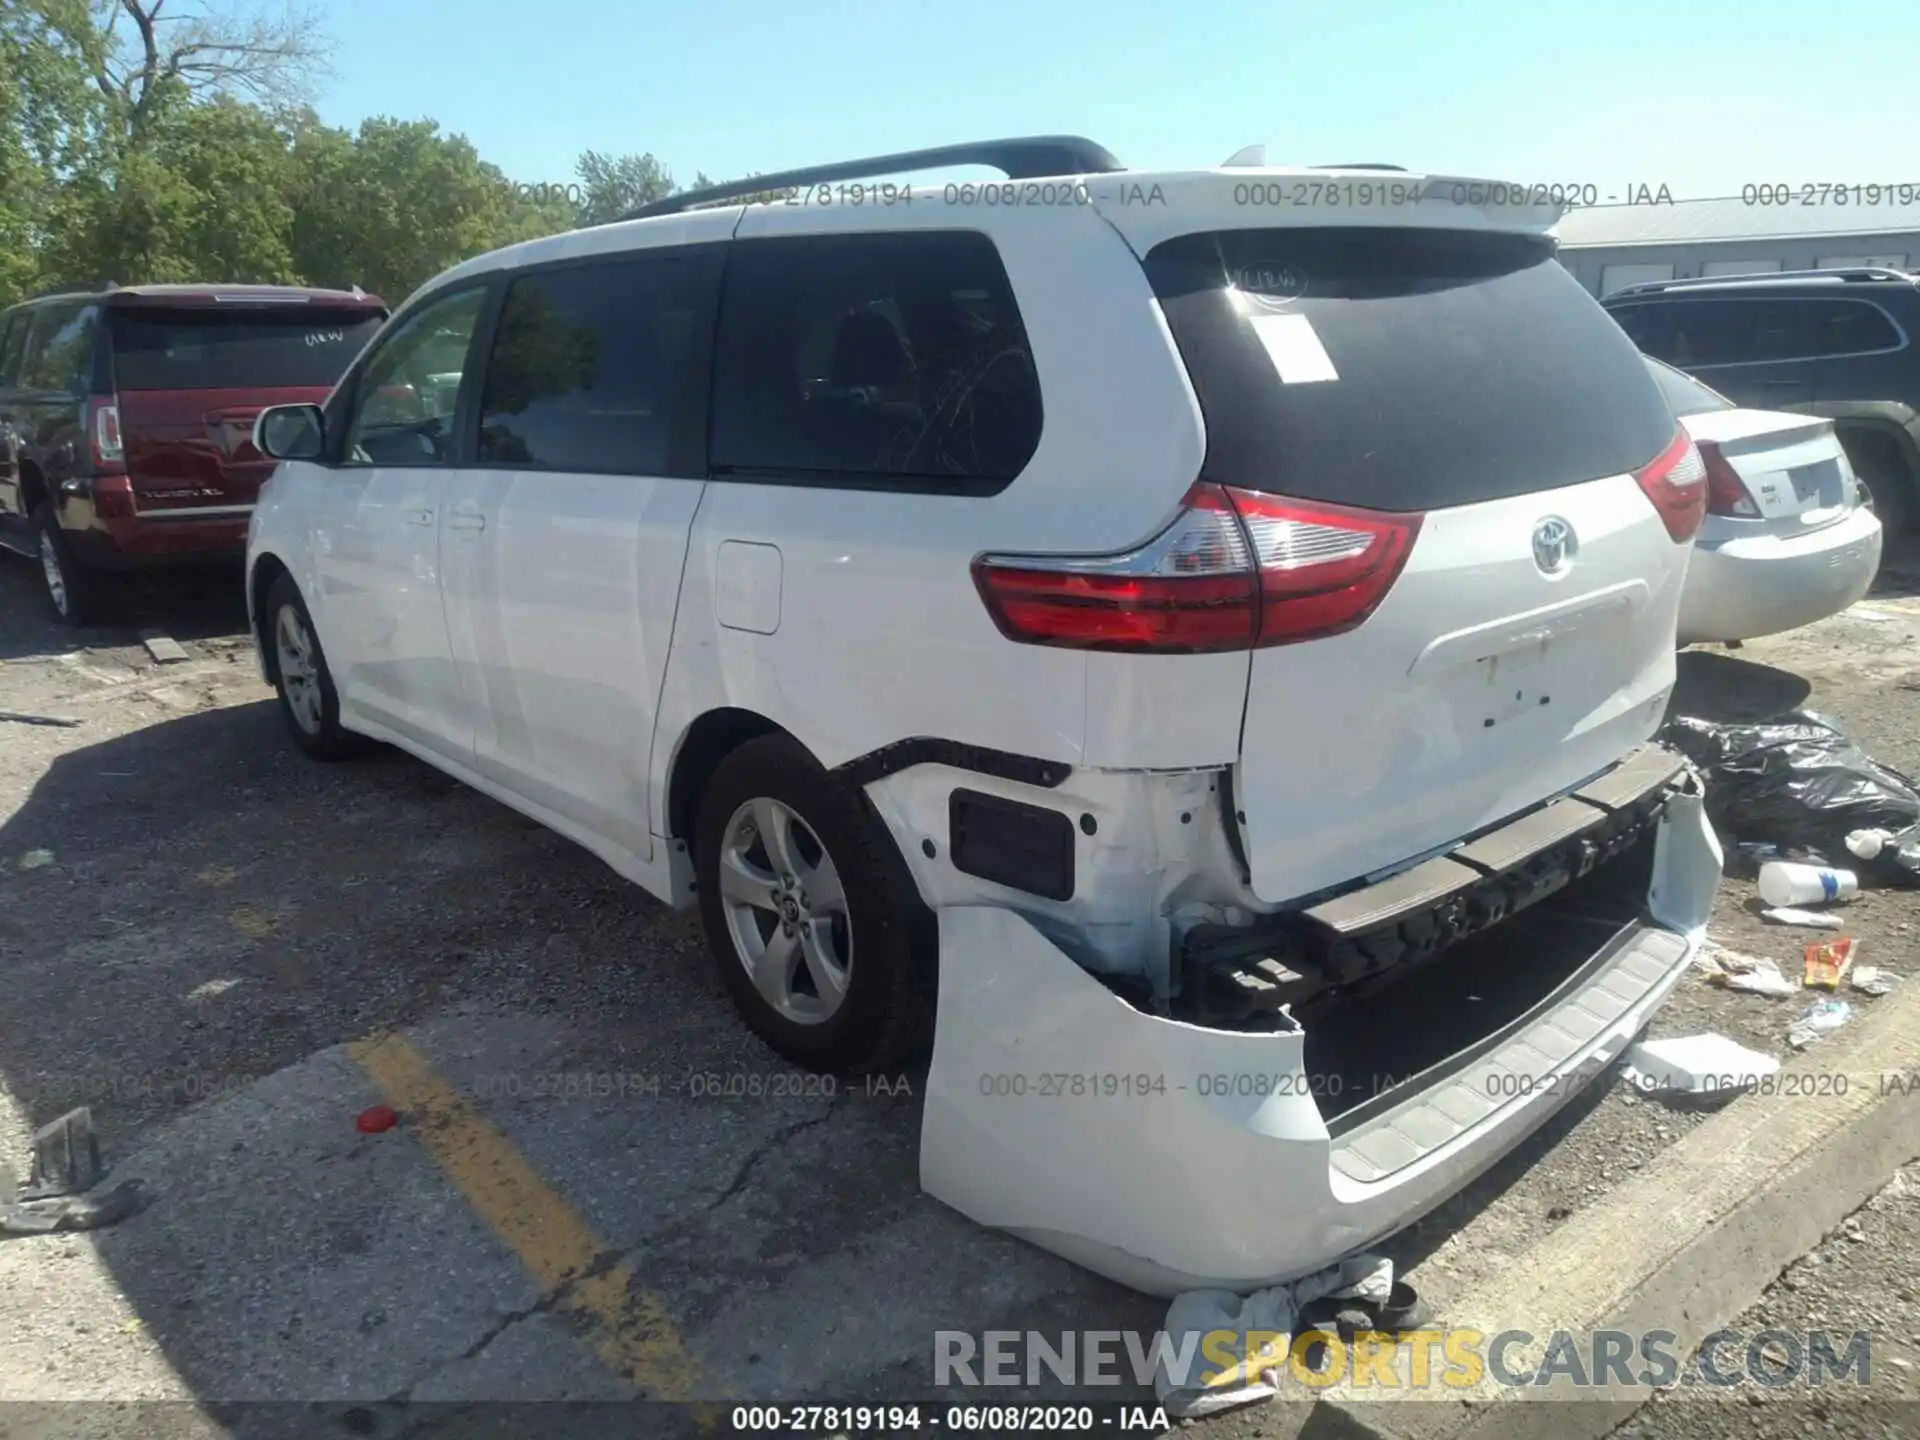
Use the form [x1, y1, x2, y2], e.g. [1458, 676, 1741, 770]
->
[1554, 194, 1920, 296]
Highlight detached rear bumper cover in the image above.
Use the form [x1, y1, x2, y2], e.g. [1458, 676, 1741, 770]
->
[919, 778, 1720, 1297]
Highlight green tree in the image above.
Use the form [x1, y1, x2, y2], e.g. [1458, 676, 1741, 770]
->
[289, 116, 569, 304]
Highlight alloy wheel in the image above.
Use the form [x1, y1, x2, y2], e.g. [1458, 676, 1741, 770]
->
[39, 530, 69, 617]
[274, 604, 323, 736]
[716, 797, 853, 1025]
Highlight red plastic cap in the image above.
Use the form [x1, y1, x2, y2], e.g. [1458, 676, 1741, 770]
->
[356, 1104, 399, 1134]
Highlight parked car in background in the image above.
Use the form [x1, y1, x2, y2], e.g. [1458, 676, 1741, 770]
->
[1645, 357, 1882, 644]
[243, 138, 1720, 1296]
[1603, 268, 1920, 534]
[0, 283, 388, 623]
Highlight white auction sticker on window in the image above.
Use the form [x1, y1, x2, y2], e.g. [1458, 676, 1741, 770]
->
[1249, 312, 1338, 384]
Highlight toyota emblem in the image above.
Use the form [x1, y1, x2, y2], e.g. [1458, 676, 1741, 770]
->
[1532, 516, 1576, 574]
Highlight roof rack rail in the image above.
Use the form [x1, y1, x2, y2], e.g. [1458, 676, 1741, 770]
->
[621, 135, 1125, 220]
[1606, 266, 1912, 298]
[1313, 163, 1408, 171]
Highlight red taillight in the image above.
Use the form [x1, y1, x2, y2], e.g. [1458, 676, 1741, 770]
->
[1633, 428, 1708, 541]
[91, 475, 136, 519]
[1695, 439, 1760, 518]
[971, 484, 1421, 653]
[85, 395, 125, 474]
[1230, 490, 1422, 646]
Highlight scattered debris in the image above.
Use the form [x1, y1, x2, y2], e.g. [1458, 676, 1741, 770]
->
[0, 1108, 143, 1237]
[1701, 948, 1799, 998]
[356, 1105, 399, 1135]
[1850, 966, 1901, 998]
[1, 1183, 145, 1236]
[17, 849, 54, 871]
[1847, 828, 1897, 860]
[1761, 906, 1846, 930]
[1803, 937, 1858, 990]
[0, 709, 82, 728]
[1663, 711, 1920, 885]
[1758, 861, 1858, 907]
[1156, 1253, 1396, 1417]
[1625, 1034, 1779, 1095]
[23, 1109, 103, 1200]
[139, 630, 191, 665]
[1788, 999, 1853, 1049]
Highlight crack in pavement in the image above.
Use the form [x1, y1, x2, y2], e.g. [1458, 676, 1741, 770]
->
[702, 1093, 844, 1218]
[385, 1092, 845, 1403]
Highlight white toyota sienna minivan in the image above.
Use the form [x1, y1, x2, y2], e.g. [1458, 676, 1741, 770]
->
[247, 137, 1722, 1295]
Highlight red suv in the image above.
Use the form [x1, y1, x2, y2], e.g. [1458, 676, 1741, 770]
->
[0, 284, 388, 623]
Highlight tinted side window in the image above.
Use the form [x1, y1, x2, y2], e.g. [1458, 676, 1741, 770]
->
[21, 304, 100, 391]
[340, 286, 487, 467]
[477, 247, 721, 477]
[0, 314, 27, 385]
[710, 231, 1043, 490]
[1811, 300, 1901, 357]
[1609, 302, 1675, 359]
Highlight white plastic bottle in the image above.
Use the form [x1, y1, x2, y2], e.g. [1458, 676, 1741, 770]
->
[1757, 861, 1858, 907]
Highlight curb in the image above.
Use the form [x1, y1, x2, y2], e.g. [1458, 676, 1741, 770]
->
[1218, 967, 1920, 1440]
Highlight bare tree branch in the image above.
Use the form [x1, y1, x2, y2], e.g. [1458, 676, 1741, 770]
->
[80, 0, 331, 141]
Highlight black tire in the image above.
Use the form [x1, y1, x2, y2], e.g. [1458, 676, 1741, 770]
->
[262, 573, 369, 761]
[694, 734, 934, 1075]
[1846, 437, 1913, 537]
[30, 502, 103, 626]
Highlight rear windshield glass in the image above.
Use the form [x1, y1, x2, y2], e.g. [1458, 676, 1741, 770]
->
[1644, 356, 1734, 417]
[109, 308, 384, 391]
[1144, 229, 1676, 511]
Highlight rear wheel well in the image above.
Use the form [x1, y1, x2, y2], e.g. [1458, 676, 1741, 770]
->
[250, 554, 293, 679]
[18, 460, 48, 516]
[1834, 422, 1917, 529]
[667, 708, 784, 844]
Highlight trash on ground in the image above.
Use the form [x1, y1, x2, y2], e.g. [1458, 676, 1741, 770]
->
[1624, 1034, 1779, 1095]
[1662, 711, 1920, 885]
[0, 1182, 145, 1236]
[1703, 950, 1799, 998]
[1847, 828, 1897, 860]
[0, 1107, 143, 1237]
[1156, 1253, 1395, 1417]
[0, 710, 82, 728]
[23, 1108, 103, 1201]
[1758, 861, 1858, 908]
[1850, 966, 1900, 998]
[1788, 998, 1853, 1049]
[17, 849, 54, 871]
[1802, 936, 1858, 990]
[356, 1105, 399, 1134]
[1761, 906, 1846, 930]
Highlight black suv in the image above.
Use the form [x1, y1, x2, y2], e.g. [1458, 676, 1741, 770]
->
[1602, 268, 1920, 533]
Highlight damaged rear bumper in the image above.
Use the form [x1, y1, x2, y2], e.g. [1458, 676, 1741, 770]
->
[918, 774, 1720, 1297]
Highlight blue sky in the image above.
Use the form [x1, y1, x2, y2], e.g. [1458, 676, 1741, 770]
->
[313, 0, 1920, 199]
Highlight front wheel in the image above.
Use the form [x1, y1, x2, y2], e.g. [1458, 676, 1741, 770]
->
[695, 735, 933, 1075]
[263, 573, 369, 761]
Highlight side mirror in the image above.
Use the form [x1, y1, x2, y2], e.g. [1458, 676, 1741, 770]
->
[255, 403, 325, 461]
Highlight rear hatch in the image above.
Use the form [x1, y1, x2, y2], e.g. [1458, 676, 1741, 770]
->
[107, 302, 385, 515]
[1128, 200, 1692, 904]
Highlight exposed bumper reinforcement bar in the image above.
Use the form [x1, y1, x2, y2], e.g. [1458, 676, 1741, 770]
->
[1180, 744, 1690, 1021]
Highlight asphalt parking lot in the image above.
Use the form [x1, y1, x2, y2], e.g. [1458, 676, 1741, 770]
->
[3, 546, 1920, 1439]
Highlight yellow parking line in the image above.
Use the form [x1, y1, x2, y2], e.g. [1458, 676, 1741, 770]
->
[347, 1032, 702, 1402]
